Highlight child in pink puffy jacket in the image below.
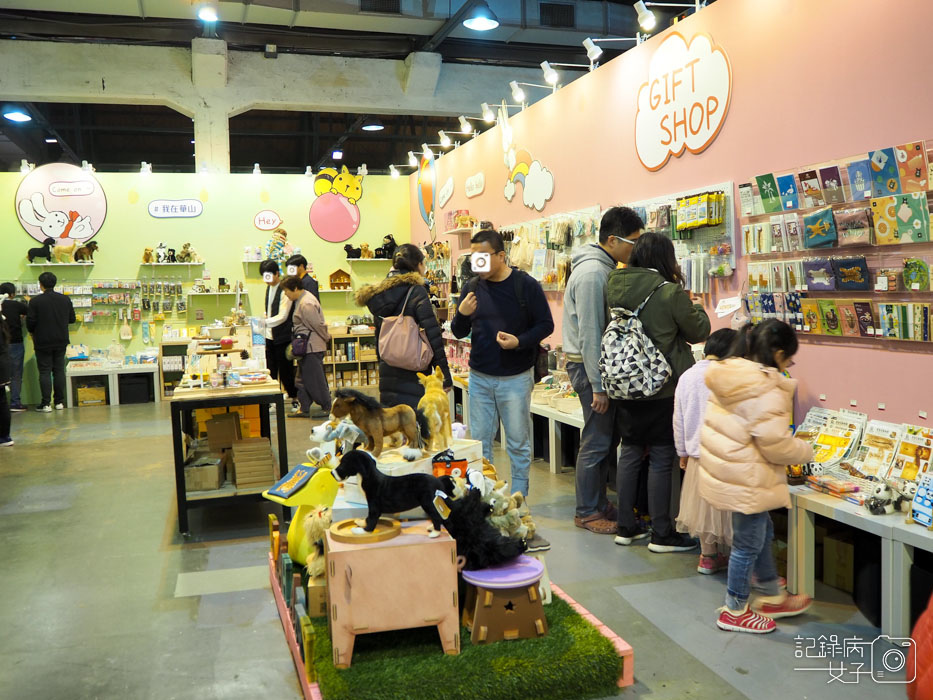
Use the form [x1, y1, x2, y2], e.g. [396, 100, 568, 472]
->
[698, 320, 814, 634]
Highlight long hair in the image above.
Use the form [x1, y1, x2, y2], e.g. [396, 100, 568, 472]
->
[745, 320, 799, 368]
[628, 232, 685, 285]
[392, 243, 425, 273]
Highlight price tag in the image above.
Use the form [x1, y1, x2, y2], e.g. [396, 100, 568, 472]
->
[786, 201, 794, 208]
[912, 283, 921, 291]
[920, 410, 929, 420]
[819, 394, 827, 401]
[850, 399, 858, 407]
[803, 325, 811, 332]
[874, 328, 883, 336]
[875, 280, 888, 291]
[867, 326, 875, 335]
[797, 284, 806, 292]
[864, 190, 872, 198]
[878, 403, 886, 411]
[794, 324, 802, 331]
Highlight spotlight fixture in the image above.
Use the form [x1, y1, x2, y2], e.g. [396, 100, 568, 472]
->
[463, 0, 499, 31]
[199, 163, 209, 175]
[408, 151, 417, 167]
[305, 166, 314, 176]
[438, 130, 451, 148]
[45, 137, 58, 144]
[357, 164, 368, 176]
[481, 103, 495, 123]
[540, 61, 559, 86]
[3, 108, 31, 123]
[634, 1, 657, 31]
[332, 149, 343, 160]
[456, 115, 471, 134]
[252, 163, 261, 175]
[582, 38, 603, 62]
[20, 159, 33, 174]
[421, 143, 434, 159]
[197, 5, 218, 22]
[361, 118, 384, 132]
[264, 43, 278, 59]
[389, 165, 399, 179]
[190, 139, 195, 144]
[140, 161, 152, 175]
[510, 81, 525, 102]
[81, 160, 95, 172]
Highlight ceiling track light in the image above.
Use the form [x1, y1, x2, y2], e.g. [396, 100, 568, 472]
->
[421, 143, 434, 159]
[582, 37, 603, 62]
[633, 1, 656, 31]
[140, 161, 152, 175]
[361, 117, 384, 132]
[252, 162, 261, 175]
[357, 164, 368, 176]
[408, 151, 417, 167]
[3, 108, 31, 123]
[20, 159, 34, 174]
[389, 165, 399, 179]
[305, 166, 314, 176]
[509, 80, 525, 103]
[332, 150, 343, 160]
[81, 160, 95, 172]
[481, 102, 495, 123]
[458, 115, 473, 134]
[463, 0, 499, 31]
[540, 61, 559, 86]
[438, 130, 452, 148]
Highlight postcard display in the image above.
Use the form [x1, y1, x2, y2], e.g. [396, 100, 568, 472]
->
[627, 182, 737, 294]
[499, 205, 602, 291]
[738, 140, 933, 341]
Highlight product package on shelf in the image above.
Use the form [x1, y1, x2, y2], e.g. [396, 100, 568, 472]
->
[835, 208, 873, 246]
[832, 257, 871, 291]
[803, 207, 838, 249]
[869, 147, 902, 197]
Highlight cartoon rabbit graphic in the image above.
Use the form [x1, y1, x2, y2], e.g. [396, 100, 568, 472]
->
[18, 192, 94, 240]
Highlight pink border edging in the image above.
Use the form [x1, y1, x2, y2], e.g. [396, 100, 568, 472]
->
[269, 553, 319, 700]
[551, 583, 634, 688]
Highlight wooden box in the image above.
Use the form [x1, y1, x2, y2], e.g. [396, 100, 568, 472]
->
[232, 437, 276, 487]
[307, 575, 327, 617]
[325, 524, 459, 668]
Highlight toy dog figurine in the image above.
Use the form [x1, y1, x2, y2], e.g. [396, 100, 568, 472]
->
[417, 367, 452, 451]
[27, 237, 56, 263]
[74, 241, 99, 262]
[359, 243, 374, 259]
[343, 244, 362, 259]
[330, 389, 428, 457]
[142, 247, 155, 263]
[155, 242, 168, 263]
[53, 241, 77, 263]
[333, 450, 453, 537]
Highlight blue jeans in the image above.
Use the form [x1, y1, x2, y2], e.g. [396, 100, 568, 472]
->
[469, 368, 534, 497]
[568, 362, 618, 518]
[8, 342, 24, 406]
[726, 512, 781, 610]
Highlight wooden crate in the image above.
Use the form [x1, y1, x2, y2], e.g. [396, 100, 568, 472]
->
[232, 437, 276, 487]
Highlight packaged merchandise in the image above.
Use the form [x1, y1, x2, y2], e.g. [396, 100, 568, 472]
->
[755, 173, 783, 213]
[869, 147, 902, 197]
[835, 208, 873, 246]
[832, 257, 871, 291]
[803, 207, 838, 248]
[852, 301, 876, 337]
[817, 299, 842, 336]
[894, 192, 930, 243]
[903, 258, 931, 291]
[870, 196, 900, 245]
[819, 166, 846, 204]
[895, 141, 930, 193]
[798, 169, 825, 207]
[853, 420, 902, 479]
[800, 299, 822, 333]
[803, 258, 836, 290]
[846, 159, 873, 201]
[777, 174, 800, 210]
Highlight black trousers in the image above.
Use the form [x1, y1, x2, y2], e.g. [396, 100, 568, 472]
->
[297, 352, 331, 413]
[35, 346, 66, 407]
[0, 384, 10, 439]
[265, 341, 296, 399]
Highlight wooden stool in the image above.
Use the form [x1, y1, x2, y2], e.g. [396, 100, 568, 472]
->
[461, 555, 548, 644]
[527, 552, 552, 605]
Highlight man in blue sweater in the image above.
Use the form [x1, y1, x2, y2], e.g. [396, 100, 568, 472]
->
[562, 207, 643, 535]
[451, 229, 554, 499]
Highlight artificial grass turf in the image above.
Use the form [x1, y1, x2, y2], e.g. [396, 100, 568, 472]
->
[311, 594, 622, 700]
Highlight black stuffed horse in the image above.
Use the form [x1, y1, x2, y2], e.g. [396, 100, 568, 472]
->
[334, 450, 453, 535]
[27, 237, 56, 263]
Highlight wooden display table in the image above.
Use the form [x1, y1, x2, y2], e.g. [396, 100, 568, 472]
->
[461, 555, 547, 644]
[324, 521, 459, 668]
[169, 381, 288, 534]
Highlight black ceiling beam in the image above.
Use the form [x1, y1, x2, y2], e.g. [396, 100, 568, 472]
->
[24, 102, 80, 162]
[313, 114, 365, 169]
[420, 0, 479, 53]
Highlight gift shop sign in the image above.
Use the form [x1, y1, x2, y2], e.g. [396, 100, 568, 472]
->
[635, 32, 732, 171]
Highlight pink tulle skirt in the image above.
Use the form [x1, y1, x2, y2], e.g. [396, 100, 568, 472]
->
[676, 456, 733, 547]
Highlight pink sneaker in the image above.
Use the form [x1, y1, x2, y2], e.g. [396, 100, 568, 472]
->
[751, 574, 787, 591]
[716, 606, 776, 634]
[753, 593, 812, 619]
[697, 553, 729, 575]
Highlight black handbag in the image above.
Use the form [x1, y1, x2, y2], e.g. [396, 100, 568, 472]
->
[291, 333, 309, 358]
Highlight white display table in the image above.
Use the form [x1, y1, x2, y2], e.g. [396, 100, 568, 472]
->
[787, 485, 933, 637]
[65, 363, 161, 407]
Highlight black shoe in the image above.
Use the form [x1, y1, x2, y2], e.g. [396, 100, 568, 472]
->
[525, 533, 551, 553]
[648, 532, 698, 553]
[614, 525, 650, 546]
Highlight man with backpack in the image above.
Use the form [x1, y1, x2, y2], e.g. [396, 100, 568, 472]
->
[562, 207, 644, 535]
[451, 229, 554, 504]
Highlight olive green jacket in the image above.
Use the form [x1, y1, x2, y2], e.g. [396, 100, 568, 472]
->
[606, 267, 711, 399]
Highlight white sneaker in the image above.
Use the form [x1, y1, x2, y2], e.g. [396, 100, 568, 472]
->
[55, 403, 65, 410]
[36, 405, 52, 413]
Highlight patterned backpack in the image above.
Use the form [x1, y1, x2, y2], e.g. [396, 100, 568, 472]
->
[599, 281, 672, 400]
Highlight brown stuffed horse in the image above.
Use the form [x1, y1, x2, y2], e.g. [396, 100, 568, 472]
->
[330, 389, 428, 458]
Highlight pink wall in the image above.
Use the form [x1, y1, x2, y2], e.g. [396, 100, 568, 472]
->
[411, 0, 933, 425]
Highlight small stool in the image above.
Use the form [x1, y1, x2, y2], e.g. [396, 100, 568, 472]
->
[461, 555, 548, 644]
[526, 552, 552, 605]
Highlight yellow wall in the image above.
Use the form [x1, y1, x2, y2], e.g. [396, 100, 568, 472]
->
[0, 171, 410, 404]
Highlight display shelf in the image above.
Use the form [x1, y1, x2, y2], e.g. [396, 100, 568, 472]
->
[28, 262, 94, 267]
[188, 292, 237, 296]
[443, 227, 473, 236]
[319, 289, 352, 293]
[346, 258, 392, 264]
[140, 262, 204, 266]
[186, 483, 270, 501]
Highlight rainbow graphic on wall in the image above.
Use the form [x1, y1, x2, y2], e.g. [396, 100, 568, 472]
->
[418, 155, 436, 230]
[509, 150, 533, 189]
[499, 101, 554, 212]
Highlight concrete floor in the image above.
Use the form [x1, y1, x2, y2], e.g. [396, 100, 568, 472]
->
[0, 403, 906, 700]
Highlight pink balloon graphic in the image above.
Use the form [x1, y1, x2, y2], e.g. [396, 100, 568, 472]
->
[309, 192, 360, 243]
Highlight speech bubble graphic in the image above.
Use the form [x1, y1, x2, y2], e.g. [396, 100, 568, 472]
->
[635, 32, 732, 172]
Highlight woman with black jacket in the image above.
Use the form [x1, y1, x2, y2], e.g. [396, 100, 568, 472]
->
[355, 243, 453, 409]
[0, 309, 11, 446]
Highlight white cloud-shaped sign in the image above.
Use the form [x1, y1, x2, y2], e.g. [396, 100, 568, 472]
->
[522, 161, 554, 211]
[504, 179, 516, 202]
[635, 32, 732, 171]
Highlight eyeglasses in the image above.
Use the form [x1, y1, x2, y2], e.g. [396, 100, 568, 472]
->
[611, 235, 637, 245]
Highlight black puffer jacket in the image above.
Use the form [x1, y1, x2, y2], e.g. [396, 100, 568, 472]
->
[0, 318, 9, 386]
[355, 271, 452, 410]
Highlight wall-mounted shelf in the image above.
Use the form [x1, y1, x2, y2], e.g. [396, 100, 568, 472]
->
[443, 228, 474, 236]
[28, 262, 94, 267]
[346, 258, 392, 264]
[140, 262, 204, 266]
[188, 292, 237, 296]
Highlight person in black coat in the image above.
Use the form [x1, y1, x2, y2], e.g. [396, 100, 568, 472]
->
[355, 244, 452, 410]
[259, 259, 297, 404]
[26, 271, 75, 412]
[0, 306, 11, 445]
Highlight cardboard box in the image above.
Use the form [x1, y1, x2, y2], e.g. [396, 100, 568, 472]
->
[231, 438, 276, 487]
[307, 576, 327, 617]
[207, 412, 242, 451]
[77, 385, 107, 406]
[823, 533, 855, 593]
[184, 454, 226, 491]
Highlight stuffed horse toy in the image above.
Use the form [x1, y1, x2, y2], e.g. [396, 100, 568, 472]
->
[330, 388, 428, 458]
[333, 450, 453, 537]
[27, 237, 56, 263]
[417, 367, 452, 451]
[74, 241, 98, 262]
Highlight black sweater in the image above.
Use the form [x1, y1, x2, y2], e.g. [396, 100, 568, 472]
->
[26, 290, 76, 350]
[356, 272, 452, 410]
[451, 269, 554, 377]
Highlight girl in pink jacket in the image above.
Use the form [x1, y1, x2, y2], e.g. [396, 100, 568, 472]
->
[699, 320, 814, 634]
